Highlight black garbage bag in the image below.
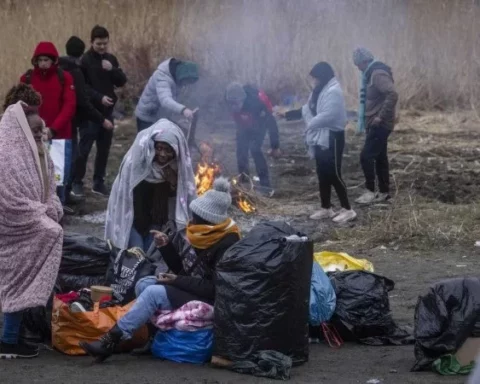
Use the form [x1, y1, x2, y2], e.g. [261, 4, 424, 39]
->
[230, 350, 293, 380]
[329, 271, 413, 346]
[412, 277, 480, 372]
[105, 247, 156, 305]
[56, 273, 106, 293]
[214, 222, 313, 366]
[60, 232, 112, 276]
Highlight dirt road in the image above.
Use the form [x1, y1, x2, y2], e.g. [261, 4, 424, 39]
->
[2, 115, 478, 383]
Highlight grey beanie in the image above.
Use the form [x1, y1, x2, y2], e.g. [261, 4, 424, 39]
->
[190, 177, 232, 224]
[225, 82, 247, 103]
[353, 47, 374, 66]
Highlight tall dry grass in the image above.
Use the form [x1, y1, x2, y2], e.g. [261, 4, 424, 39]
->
[1, 0, 480, 112]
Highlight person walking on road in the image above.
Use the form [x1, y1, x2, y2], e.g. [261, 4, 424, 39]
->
[353, 47, 398, 205]
[72, 25, 126, 198]
[135, 57, 199, 132]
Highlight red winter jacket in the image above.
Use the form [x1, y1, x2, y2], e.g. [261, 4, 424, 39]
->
[20, 42, 76, 139]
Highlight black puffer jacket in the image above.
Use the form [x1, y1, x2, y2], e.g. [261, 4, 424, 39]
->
[159, 232, 240, 308]
[58, 56, 104, 125]
[80, 49, 127, 117]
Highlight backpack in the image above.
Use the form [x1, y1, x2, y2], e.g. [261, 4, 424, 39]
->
[25, 68, 65, 87]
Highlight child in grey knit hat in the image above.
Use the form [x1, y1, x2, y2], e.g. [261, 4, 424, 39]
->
[190, 177, 232, 224]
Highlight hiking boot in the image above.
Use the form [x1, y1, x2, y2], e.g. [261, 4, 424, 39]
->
[70, 183, 85, 199]
[374, 192, 391, 203]
[0, 342, 39, 359]
[333, 208, 357, 223]
[92, 183, 110, 197]
[79, 325, 123, 363]
[355, 190, 376, 205]
[310, 208, 336, 220]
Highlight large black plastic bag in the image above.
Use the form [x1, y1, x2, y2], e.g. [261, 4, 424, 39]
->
[56, 273, 106, 293]
[329, 271, 413, 346]
[60, 232, 112, 275]
[412, 277, 480, 371]
[214, 222, 313, 366]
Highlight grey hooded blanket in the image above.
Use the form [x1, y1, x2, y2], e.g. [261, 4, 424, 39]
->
[105, 119, 197, 249]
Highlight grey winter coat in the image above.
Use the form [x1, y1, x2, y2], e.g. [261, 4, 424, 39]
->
[302, 78, 347, 157]
[135, 58, 186, 124]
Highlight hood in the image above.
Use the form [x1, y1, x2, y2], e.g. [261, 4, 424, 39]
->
[157, 58, 174, 79]
[58, 56, 79, 71]
[32, 42, 59, 66]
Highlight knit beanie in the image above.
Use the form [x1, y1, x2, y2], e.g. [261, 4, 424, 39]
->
[190, 178, 231, 224]
[66, 36, 86, 58]
[353, 47, 374, 66]
[225, 82, 247, 103]
[175, 61, 199, 83]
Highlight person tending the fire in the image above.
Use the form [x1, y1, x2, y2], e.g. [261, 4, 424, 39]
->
[104, 119, 197, 252]
[135, 58, 200, 132]
[225, 82, 280, 198]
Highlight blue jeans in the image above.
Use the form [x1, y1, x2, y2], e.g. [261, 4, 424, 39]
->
[117, 278, 171, 339]
[2, 311, 23, 344]
[128, 227, 154, 252]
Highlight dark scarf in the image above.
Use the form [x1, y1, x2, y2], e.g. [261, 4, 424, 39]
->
[309, 62, 335, 115]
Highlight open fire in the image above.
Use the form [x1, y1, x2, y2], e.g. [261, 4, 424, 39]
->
[194, 142, 256, 213]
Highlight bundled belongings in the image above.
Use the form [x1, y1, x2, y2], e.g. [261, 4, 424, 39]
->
[151, 301, 215, 364]
[214, 222, 313, 366]
[315, 251, 374, 273]
[152, 301, 214, 332]
[51, 294, 148, 355]
[329, 271, 413, 346]
[412, 277, 480, 372]
[57, 232, 113, 292]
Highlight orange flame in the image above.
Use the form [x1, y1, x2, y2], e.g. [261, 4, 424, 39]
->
[195, 142, 257, 214]
[195, 142, 221, 196]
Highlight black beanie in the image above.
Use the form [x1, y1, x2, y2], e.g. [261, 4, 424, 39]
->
[66, 36, 86, 58]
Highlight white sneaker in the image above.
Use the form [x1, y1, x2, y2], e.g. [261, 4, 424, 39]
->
[70, 302, 87, 313]
[310, 208, 336, 220]
[374, 192, 391, 203]
[333, 209, 357, 223]
[355, 191, 376, 205]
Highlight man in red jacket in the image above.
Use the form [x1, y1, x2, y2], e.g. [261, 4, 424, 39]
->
[21, 41, 76, 212]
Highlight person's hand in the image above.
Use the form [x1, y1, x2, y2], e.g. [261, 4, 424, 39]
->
[103, 119, 114, 130]
[274, 110, 286, 118]
[163, 166, 177, 187]
[156, 273, 177, 284]
[372, 116, 382, 126]
[150, 230, 169, 248]
[102, 59, 113, 71]
[268, 148, 282, 158]
[102, 96, 114, 107]
[182, 107, 198, 120]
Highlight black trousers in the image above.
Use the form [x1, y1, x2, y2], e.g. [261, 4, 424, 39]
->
[314, 131, 351, 210]
[65, 122, 79, 198]
[360, 125, 391, 193]
[73, 117, 113, 186]
[236, 124, 270, 188]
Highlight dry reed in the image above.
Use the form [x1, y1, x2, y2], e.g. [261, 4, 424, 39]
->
[1, 0, 480, 112]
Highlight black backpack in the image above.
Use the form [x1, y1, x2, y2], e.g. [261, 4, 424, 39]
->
[24, 68, 65, 87]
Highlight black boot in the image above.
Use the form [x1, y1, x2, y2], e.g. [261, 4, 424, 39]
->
[79, 325, 123, 363]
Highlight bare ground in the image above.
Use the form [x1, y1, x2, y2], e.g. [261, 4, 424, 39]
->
[3, 112, 480, 383]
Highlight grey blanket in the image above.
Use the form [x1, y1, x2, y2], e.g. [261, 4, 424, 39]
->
[105, 119, 197, 249]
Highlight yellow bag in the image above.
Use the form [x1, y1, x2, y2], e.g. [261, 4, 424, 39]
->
[314, 251, 374, 273]
[52, 297, 148, 355]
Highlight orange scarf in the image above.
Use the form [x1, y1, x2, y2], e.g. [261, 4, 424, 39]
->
[186, 218, 241, 250]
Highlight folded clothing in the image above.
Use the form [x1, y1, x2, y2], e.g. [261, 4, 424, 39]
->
[153, 301, 214, 332]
